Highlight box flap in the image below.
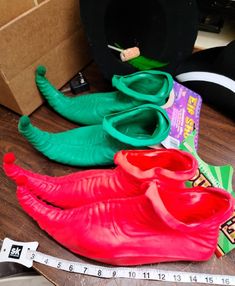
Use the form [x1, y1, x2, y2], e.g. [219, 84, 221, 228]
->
[0, 0, 36, 27]
[0, 0, 82, 81]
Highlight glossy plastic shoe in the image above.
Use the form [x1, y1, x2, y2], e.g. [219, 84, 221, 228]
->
[15, 180, 234, 266]
[18, 104, 170, 167]
[3, 149, 197, 208]
[35, 66, 173, 125]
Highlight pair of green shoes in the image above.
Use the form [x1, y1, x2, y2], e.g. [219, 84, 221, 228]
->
[18, 66, 173, 166]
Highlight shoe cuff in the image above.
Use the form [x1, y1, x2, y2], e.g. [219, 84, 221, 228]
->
[114, 149, 198, 181]
[145, 182, 234, 232]
[103, 104, 170, 147]
[112, 70, 173, 105]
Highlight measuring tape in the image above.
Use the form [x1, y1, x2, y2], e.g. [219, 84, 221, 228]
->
[0, 237, 234, 285]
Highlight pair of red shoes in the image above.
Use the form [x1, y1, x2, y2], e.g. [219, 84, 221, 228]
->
[3, 149, 234, 266]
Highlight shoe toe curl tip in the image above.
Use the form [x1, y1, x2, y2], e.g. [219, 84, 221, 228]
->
[3, 152, 15, 164]
[19, 116, 31, 129]
[15, 175, 28, 186]
[36, 65, 46, 76]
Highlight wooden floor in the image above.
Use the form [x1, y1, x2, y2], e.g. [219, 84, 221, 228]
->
[0, 62, 235, 286]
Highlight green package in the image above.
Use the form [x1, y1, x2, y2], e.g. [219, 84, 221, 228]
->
[180, 130, 235, 257]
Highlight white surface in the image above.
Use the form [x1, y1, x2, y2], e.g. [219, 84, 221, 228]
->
[195, 18, 235, 49]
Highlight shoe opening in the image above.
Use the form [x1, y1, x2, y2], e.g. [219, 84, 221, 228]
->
[125, 149, 194, 172]
[159, 186, 232, 225]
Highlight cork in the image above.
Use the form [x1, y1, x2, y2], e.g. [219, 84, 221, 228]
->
[108, 45, 140, 61]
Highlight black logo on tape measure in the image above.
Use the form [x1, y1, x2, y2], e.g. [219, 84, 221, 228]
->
[8, 245, 23, 259]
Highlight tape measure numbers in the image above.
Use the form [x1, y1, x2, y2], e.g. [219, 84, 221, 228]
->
[0, 238, 234, 285]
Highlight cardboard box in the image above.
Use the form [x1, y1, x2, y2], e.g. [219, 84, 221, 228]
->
[0, 0, 91, 115]
[0, 0, 35, 27]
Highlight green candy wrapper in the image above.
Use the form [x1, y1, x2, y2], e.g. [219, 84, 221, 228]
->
[180, 130, 235, 257]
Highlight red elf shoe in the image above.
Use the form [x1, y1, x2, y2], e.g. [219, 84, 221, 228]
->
[16, 179, 233, 266]
[3, 149, 197, 208]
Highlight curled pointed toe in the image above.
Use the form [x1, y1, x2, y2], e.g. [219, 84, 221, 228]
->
[18, 115, 30, 130]
[15, 175, 28, 186]
[36, 65, 47, 76]
[3, 152, 16, 165]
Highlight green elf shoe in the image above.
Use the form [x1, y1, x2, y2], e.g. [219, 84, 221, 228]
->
[35, 66, 173, 125]
[18, 104, 170, 167]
